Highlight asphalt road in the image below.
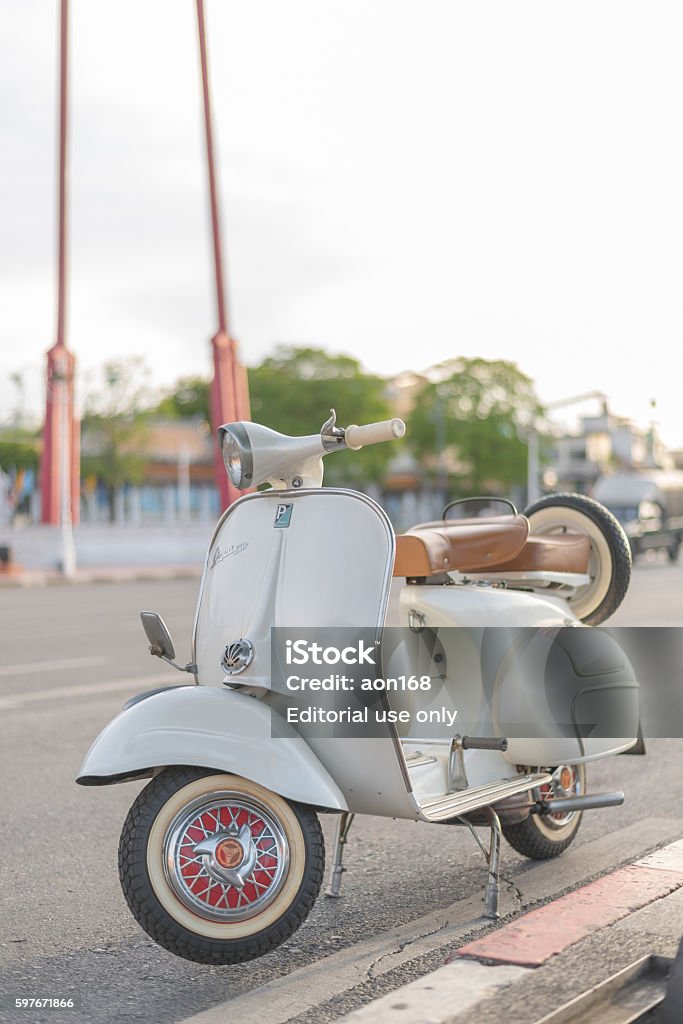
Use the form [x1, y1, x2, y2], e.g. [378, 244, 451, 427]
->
[0, 553, 682, 1024]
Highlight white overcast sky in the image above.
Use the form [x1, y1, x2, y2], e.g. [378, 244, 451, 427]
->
[2, 1, 683, 442]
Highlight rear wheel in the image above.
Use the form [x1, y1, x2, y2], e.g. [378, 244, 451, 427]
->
[119, 767, 325, 964]
[502, 764, 586, 860]
[524, 493, 631, 624]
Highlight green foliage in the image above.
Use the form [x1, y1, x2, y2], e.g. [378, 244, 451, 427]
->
[73, 350, 544, 502]
[409, 357, 543, 494]
[155, 377, 210, 422]
[0, 434, 40, 472]
[150, 347, 398, 482]
[148, 347, 399, 485]
[248, 346, 396, 485]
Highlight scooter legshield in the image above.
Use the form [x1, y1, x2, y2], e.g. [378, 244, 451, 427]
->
[191, 489, 418, 817]
[193, 489, 395, 689]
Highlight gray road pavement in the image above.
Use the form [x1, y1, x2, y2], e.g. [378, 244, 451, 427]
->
[0, 556, 682, 1024]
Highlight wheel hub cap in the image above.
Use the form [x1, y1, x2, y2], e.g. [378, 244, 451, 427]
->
[215, 837, 245, 870]
[192, 822, 258, 887]
[163, 792, 289, 922]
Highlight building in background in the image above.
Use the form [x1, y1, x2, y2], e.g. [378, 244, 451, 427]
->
[546, 403, 672, 494]
[80, 417, 220, 525]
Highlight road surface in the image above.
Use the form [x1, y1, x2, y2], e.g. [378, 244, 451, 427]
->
[1, 554, 682, 1023]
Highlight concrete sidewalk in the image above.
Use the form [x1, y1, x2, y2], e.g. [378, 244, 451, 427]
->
[0, 522, 214, 574]
[0, 563, 203, 587]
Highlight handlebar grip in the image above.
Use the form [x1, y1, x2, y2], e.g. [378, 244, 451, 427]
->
[345, 418, 406, 451]
[461, 735, 509, 752]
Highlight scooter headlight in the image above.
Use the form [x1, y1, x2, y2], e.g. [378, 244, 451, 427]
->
[224, 434, 242, 486]
[218, 424, 253, 489]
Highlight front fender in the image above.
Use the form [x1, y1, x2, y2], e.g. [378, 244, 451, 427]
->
[76, 686, 347, 811]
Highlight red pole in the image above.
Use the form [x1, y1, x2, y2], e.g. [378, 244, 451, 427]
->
[40, 0, 79, 525]
[195, 0, 251, 510]
[56, 0, 68, 352]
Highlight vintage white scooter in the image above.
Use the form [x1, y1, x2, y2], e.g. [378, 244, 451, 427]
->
[78, 412, 641, 965]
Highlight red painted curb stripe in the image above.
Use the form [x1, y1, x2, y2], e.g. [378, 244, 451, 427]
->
[453, 864, 683, 968]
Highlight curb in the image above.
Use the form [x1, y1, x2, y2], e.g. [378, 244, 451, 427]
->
[337, 839, 683, 1023]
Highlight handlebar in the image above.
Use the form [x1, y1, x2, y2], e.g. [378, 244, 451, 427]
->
[344, 418, 406, 451]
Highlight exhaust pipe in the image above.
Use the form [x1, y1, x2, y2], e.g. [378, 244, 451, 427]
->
[533, 791, 625, 816]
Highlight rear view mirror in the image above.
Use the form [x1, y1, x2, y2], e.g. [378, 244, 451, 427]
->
[141, 611, 176, 660]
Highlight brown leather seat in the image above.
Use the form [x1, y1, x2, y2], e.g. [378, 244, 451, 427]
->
[393, 516, 529, 577]
[393, 518, 591, 578]
[468, 533, 591, 575]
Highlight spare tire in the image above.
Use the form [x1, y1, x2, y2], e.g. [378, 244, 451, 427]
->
[524, 493, 631, 625]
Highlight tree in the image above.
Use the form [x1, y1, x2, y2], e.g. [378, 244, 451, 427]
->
[409, 357, 543, 495]
[0, 434, 40, 473]
[248, 346, 396, 485]
[155, 346, 399, 486]
[80, 358, 152, 521]
[0, 429, 40, 521]
[154, 377, 210, 422]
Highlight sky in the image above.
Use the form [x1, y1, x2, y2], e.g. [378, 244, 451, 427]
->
[2, 0, 683, 443]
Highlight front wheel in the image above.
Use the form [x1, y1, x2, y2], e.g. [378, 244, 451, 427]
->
[118, 767, 325, 964]
[502, 764, 586, 860]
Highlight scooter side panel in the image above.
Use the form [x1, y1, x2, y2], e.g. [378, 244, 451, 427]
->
[491, 626, 640, 765]
[398, 585, 639, 765]
[398, 582, 581, 629]
[76, 686, 348, 811]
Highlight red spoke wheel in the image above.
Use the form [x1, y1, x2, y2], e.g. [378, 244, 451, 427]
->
[118, 767, 324, 964]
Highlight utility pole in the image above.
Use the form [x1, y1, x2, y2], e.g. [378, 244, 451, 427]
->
[39, 0, 79, 574]
[195, 0, 251, 509]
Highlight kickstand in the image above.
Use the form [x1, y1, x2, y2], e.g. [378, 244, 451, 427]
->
[325, 811, 355, 898]
[457, 808, 502, 919]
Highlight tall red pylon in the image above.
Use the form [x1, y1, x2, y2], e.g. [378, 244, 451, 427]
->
[40, 0, 79, 527]
[195, 0, 251, 511]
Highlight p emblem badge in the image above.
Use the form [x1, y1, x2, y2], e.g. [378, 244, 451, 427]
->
[274, 503, 293, 528]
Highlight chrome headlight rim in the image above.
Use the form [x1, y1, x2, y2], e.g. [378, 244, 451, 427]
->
[219, 423, 254, 489]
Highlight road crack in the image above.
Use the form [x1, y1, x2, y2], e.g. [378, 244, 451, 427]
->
[501, 874, 524, 908]
[365, 920, 449, 980]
